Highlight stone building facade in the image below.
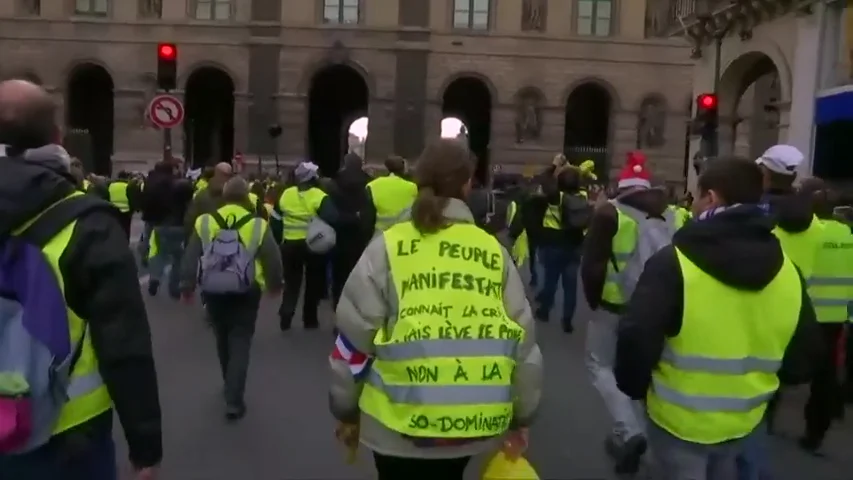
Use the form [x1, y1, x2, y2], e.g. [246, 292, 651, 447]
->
[0, 0, 694, 182]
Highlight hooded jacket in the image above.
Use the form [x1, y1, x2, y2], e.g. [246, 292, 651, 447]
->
[330, 164, 373, 253]
[613, 206, 825, 400]
[580, 188, 670, 313]
[764, 187, 818, 234]
[0, 147, 161, 467]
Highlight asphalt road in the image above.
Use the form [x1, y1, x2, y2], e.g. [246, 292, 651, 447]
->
[115, 222, 853, 479]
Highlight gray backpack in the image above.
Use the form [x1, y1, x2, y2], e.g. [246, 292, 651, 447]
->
[199, 212, 261, 294]
[611, 200, 677, 300]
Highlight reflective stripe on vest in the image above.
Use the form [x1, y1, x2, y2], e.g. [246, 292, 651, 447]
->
[646, 248, 800, 445]
[12, 192, 112, 435]
[195, 204, 268, 288]
[277, 186, 326, 240]
[108, 181, 129, 212]
[807, 219, 853, 322]
[368, 175, 417, 231]
[359, 221, 522, 439]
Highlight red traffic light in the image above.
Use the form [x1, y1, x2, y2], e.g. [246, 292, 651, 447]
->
[158, 43, 176, 60]
[697, 93, 717, 109]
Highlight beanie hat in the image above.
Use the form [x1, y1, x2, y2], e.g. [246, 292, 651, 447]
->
[617, 151, 650, 189]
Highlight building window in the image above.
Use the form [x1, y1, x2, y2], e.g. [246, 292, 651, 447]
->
[453, 0, 490, 30]
[75, 0, 108, 16]
[577, 0, 612, 36]
[194, 0, 232, 20]
[323, 0, 359, 24]
[139, 0, 161, 18]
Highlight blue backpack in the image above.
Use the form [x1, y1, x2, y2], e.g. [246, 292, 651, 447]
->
[0, 194, 110, 454]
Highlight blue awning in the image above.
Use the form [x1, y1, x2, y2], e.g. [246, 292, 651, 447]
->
[816, 85, 853, 124]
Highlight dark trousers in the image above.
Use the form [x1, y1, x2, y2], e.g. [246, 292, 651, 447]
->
[0, 414, 117, 480]
[804, 322, 845, 443]
[331, 247, 364, 308]
[206, 289, 261, 407]
[280, 241, 325, 327]
[535, 245, 580, 328]
[117, 211, 132, 241]
[373, 452, 470, 480]
[528, 241, 538, 284]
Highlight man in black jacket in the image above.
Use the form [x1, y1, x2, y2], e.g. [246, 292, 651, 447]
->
[0, 79, 161, 479]
[615, 158, 823, 479]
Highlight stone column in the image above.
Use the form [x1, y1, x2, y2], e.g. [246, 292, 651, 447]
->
[366, 98, 394, 161]
[233, 92, 252, 157]
[424, 102, 443, 141]
[274, 93, 308, 167]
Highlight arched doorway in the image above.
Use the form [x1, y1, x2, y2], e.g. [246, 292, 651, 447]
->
[718, 53, 781, 160]
[66, 63, 114, 175]
[307, 64, 369, 176]
[184, 67, 235, 168]
[441, 76, 492, 184]
[564, 82, 611, 179]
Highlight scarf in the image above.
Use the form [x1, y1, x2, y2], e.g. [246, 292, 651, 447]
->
[697, 203, 766, 221]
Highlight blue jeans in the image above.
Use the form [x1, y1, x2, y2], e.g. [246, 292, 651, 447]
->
[648, 418, 770, 480]
[0, 420, 117, 480]
[149, 225, 184, 297]
[534, 246, 579, 328]
[137, 222, 154, 262]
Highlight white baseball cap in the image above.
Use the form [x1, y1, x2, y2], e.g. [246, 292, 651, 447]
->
[755, 144, 803, 176]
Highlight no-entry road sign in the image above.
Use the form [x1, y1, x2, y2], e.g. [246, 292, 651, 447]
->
[148, 94, 185, 128]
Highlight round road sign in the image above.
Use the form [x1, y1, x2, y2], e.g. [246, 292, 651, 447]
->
[147, 94, 185, 128]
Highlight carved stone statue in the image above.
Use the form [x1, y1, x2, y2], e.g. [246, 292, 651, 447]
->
[139, 0, 161, 18]
[515, 91, 541, 143]
[638, 97, 666, 148]
[521, 0, 546, 32]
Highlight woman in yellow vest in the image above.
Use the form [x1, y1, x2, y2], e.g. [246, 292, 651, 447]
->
[329, 139, 542, 479]
[274, 161, 339, 331]
[614, 158, 823, 478]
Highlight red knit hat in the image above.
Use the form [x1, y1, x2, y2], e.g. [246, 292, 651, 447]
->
[617, 151, 651, 189]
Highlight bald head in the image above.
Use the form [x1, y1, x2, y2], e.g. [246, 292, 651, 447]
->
[214, 162, 233, 178]
[0, 80, 57, 153]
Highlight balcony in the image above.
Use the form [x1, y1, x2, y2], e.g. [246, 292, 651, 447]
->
[646, 0, 815, 40]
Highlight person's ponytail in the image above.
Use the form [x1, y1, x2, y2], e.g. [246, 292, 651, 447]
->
[411, 186, 449, 234]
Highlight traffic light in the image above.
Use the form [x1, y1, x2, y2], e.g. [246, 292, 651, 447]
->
[695, 93, 718, 157]
[157, 43, 177, 91]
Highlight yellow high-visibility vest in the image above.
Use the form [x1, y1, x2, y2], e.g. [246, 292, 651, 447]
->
[542, 192, 563, 229]
[12, 192, 112, 436]
[194, 203, 269, 289]
[276, 186, 327, 241]
[773, 216, 824, 279]
[107, 181, 129, 212]
[647, 248, 800, 444]
[507, 201, 529, 266]
[359, 222, 523, 438]
[809, 218, 853, 323]
[367, 175, 418, 231]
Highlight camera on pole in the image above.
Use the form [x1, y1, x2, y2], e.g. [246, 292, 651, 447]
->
[157, 43, 178, 91]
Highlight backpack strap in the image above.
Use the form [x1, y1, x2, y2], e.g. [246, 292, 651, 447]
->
[209, 210, 228, 229]
[232, 213, 255, 231]
[18, 194, 115, 248]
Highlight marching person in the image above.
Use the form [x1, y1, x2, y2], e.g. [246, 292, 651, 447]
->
[615, 158, 823, 478]
[180, 177, 283, 419]
[329, 139, 542, 480]
[275, 161, 339, 331]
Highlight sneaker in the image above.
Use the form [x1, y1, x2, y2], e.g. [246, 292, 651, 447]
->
[225, 403, 246, 421]
[614, 434, 647, 475]
[798, 435, 825, 456]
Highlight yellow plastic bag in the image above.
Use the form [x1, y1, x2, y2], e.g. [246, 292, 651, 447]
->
[482, 452, 539, 480]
